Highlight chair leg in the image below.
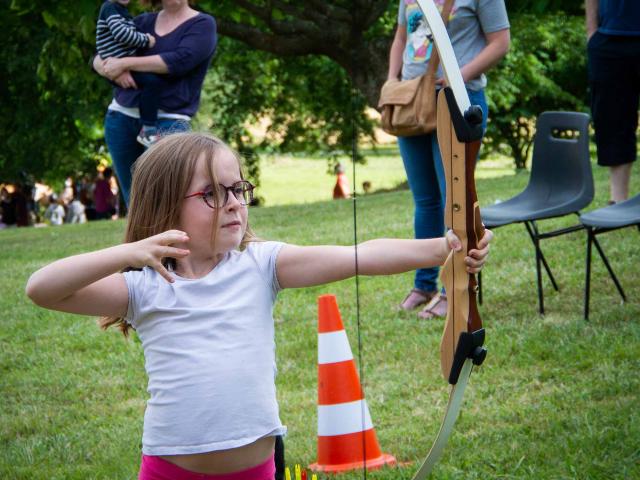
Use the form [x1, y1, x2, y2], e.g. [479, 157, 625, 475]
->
[584, 227, 593, 321]
[478, 270, 483, 305]
[592, 234, 627, 302]
[527, 221, 545, 315]
[525, 221, 559, 292]
[536, 239, 544, 315]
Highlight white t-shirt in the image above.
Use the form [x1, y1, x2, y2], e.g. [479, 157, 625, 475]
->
[123, 241, 287, 455]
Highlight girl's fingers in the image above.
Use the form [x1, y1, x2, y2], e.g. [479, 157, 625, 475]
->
[465, 251, 488, 272]
[447, 229, 492, 253]
[154, 262, 174, 283]
[477, 229, 494, 249]
[163, 247, 190, 258]
[160, 230, 189, 243]
[165, 229, 188, 237]
[465, 256, 483, 266]
[446, 230, 462, 251]
[445, 226, 490, 274]
[149, 231, 189, 248]
[468, 247, 490, 260]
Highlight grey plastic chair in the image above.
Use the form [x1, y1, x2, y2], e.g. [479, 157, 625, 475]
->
[479, 112, 593, 314]
[580, 194, 640, 320]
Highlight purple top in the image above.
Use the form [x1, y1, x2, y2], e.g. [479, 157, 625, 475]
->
[114, 12, 217, 117]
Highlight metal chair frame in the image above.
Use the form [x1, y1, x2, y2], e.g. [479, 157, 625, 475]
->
[478, 112, 593, 315]
[581, 194, 640, 320]
[583, 224, 630, 320]
[479, 219, 584, 315]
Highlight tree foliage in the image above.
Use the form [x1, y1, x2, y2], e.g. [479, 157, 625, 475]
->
[485, 14, 588, 169]
[196, 37, 374, 184]
[0, 0, 109, 183]
[204, 1, 589, 171]
[199, 0, 397, 108]
[0, 0, 590, 185]
[506, 0, 583, 15]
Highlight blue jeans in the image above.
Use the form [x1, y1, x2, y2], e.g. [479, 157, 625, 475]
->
[398, 88, 488, 292]
[104, 110, 190, 206]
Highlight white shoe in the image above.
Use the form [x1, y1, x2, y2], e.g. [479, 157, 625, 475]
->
[136, 131, 159, 148]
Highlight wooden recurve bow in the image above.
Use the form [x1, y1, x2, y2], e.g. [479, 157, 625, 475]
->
[411, 1, 487, 477]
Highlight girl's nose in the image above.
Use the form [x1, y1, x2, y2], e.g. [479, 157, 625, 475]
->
[224, 192, 242, 209]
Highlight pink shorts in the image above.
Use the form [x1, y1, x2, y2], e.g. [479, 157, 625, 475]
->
[138, 453, 275, 480]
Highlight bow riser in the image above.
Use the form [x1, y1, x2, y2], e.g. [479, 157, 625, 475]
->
[437, 89, 484, 380]
[465, 141, 484, 333]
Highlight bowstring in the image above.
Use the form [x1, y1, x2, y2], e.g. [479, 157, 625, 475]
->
[349, 27, 367, 480]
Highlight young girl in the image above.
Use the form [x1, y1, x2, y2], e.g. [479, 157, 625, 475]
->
[26, 132, 492, 480]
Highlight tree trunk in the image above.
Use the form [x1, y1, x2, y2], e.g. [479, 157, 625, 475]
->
[347, 37, 393, 108]
[209, 1, 393, 109]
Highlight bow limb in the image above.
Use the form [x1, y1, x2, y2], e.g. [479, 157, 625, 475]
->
[412, 360, 472, 480]
[416, 0, 470, 114]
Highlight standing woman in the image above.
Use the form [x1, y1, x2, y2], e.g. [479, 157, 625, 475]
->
[93, 0, 217, 206]
[388, 0, 509, 318]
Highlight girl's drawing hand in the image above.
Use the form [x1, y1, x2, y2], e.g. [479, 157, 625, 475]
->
[446, 228, 493, 274]
[127, 230, 190, 282]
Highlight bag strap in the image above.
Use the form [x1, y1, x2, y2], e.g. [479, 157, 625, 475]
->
[425, 0, 455, 77]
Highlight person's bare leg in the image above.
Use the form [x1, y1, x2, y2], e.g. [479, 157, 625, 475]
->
[610, 162, 633, 203]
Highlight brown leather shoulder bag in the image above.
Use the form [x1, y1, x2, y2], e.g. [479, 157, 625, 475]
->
[378, 0, 454, 137]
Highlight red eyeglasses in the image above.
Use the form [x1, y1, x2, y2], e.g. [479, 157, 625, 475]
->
[184, 180, 255, 209]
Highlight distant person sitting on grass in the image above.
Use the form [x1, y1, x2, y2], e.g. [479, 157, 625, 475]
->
[66, 189, 87, 224]
[96, 0, 161, 147]
[44, 194, 65, 226]
[25, 132, 493, 479]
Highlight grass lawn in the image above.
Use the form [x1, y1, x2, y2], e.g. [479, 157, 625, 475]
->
[258, 145, 515, 206]
[1, 151, 639, 479]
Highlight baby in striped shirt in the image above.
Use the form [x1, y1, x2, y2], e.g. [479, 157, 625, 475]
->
[96, 0, 160, 147]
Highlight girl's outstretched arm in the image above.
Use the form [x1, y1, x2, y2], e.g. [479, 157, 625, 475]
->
[25, 230, 190, 317]
[276, 230, 492, 289]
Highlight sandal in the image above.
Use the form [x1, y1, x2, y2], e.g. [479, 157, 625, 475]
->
[418, 293, 448, 320]
[399, 288, 437, 311]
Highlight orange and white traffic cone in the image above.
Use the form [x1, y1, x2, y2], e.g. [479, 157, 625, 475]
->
[309, 294, 396, 473]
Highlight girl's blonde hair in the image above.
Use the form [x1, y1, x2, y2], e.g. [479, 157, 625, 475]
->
[100, 132, 255, 336]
